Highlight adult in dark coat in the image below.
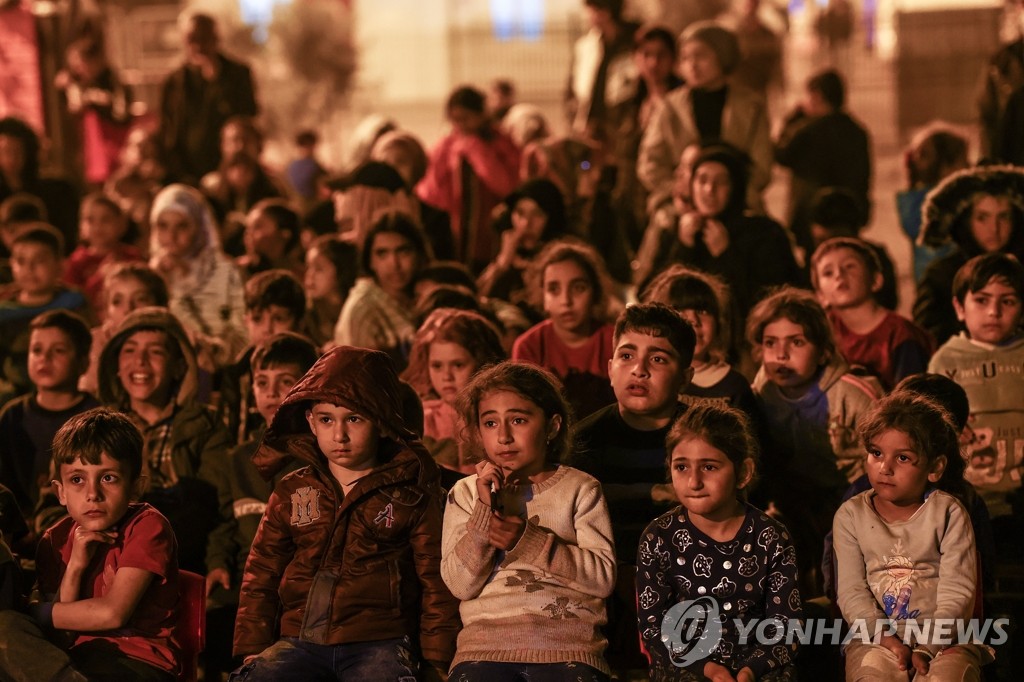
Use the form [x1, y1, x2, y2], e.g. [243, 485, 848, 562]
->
[158, 13, 258, 184]
[775, 68, 871, 255]
[913, 165, 1024, 346]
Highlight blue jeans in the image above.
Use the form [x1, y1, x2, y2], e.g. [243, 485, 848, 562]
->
[230, 636, 420, 681]
[449, 661, 609, 682]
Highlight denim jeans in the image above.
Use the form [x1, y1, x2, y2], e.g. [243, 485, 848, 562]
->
[230, 636, 420, 681]
[448, 661, 609, 682]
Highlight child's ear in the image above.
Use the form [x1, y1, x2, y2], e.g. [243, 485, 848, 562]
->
[870, 270, 884, 294]
[53, 478, 67, 506]
[927, 455, 948, 483]
[546, 414, 562, 443]
[952, 296, 967, 323]
[131, 475, 149, 501]
[305, 408, 315, 433]
[736, 457, 756, 490]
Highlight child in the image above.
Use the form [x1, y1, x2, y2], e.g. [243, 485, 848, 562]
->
[747, 286, 880, 594]
[284, 129, 327, 207]
[928, 253, 1024, 526]
[643, 264, 758, 416]
[97, 307, 231, 573]
[0, 310, 100, 525]
[812, 237, 934, 390]
[441, 360, 616, 680]
[0, 408, 180, 681]
[63, 192, 144, 312]
[302, 234, 358, 350]
[79, 262, 169, 395]
[219, 269, 306, 446]
[637, 403, 801, 681]
[149, 184, 248, 366]
[512, 239, 616, 420]
[204, 332, 319, 678]
[401, 308, 506, 479]
[232, 345, 459, 679]
[237, 198, 303, 281]
[834, 392, 989, 680]
[0, 224, 90, 400]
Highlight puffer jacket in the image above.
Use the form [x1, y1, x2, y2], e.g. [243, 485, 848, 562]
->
[233, 346, 459, 668]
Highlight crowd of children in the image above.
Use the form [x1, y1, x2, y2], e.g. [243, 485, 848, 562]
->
[1, 2, 1023, 681]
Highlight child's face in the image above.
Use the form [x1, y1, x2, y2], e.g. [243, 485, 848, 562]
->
[81, 202, 125, 250]
[55, 451, 141, 532]
[678, 308, 717, 362]
[608, 330, 692, 418]
[305, 402, 380, 475]
[153, 209, 199, 259]
[106, 276, 158, 327]
[953, 277, 1023, 345]
[117, 330, 181, 407]
[478, 389, 560, 479]
[28, 327, 83, 391]
[428, 341, 477, 403]
[543, 259, 595, 336]
[635, 39, 675, 85]
[969, 194, 1013, 254]
[814, 247, 879, 310]
[670, 437, 750, 521]
[11, 242, 62, 297]
[245, 305, 298, 347]
[253, 363, 303, 425]
[679, 39, 724, 90]
[369, 231, 419, 298]
[760, 317, 824, 398]
[865, 428, 944, 511]
[304, 248, 339, 301]
[691, 161, 732, 217]
[510, 198, 548, 251]
[245, 211, 289, 259]
[448, 105, 487, 136]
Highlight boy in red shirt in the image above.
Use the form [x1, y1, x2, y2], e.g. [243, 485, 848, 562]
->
[0, 407, 180, 681]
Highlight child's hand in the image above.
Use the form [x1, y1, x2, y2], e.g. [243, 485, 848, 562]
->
[475, 461, 504, 509]
[487, 512, 525, 551]
[703, 661, 738, 682]
[68, 526, 117, 571]
[879, 634, 913, 671]
[702, 218, 730, 257]
[911, 649, 932, 676]
[206, 568, 231, 596]
[678, 212, 703, 248]
[736, 668, 756, 682]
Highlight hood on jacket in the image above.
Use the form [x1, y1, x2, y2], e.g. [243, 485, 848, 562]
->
[256, 345, 425, 479]
[691, 143, 750, 221]
[751, 352, 865, 396]
[920, 165, 1024, 256]
[97, 306, 200, 408]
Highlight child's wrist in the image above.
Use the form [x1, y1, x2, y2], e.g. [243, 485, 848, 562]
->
[912, 647, 934, 660]
[27, 601, 55, 630]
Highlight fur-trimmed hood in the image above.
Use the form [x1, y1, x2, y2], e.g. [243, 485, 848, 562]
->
[920, 165, 1024, 254]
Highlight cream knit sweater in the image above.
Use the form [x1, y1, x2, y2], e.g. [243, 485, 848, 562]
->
[441, 465, 616, 673]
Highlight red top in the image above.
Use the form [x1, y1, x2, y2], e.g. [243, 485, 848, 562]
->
[37, 503, 181, 676]
[830, 309, 935, 390]
[63, 243, 144, 314]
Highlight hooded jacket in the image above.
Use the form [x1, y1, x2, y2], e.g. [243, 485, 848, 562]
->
[913, 166, 1024, 345]
[233, 346, 459, 667]
[752, 355, 882, 488]
[97, 306, 231, 572]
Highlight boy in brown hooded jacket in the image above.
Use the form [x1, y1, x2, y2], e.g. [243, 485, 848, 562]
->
[232, 345, 459, 680]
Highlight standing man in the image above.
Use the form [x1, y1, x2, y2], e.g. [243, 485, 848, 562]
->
[159, 13, 258, 184]
[775, 68, 871, 258]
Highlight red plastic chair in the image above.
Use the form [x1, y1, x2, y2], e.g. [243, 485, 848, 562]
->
[175, 570, 207, 682]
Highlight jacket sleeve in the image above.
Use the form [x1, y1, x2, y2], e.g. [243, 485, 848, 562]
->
[637, 97, 684, 197]
[503, 477, 616, 599]
[233, 487, 295, 657]
[441, 478, 499, 601]
[410, 484, 461, 667]
[743, 95, 773, 206]
[461, 133, 520, 199]
[416, 137, 457, 213]
[204, 444, 242, 576]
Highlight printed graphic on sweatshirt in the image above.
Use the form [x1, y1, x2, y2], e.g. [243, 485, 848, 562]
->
[875, 539, 919, 620]
[290, 486, 322, 527]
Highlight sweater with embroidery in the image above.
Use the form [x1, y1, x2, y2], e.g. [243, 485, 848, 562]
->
[441, 465, 616, 673]
[928, 334, 1024, 518]
[833, 489, 977, 656]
